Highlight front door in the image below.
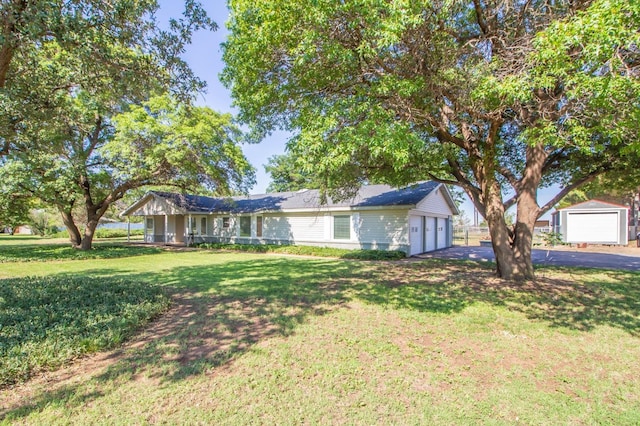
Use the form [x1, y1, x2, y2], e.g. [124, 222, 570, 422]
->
[145, 217, 154, 243]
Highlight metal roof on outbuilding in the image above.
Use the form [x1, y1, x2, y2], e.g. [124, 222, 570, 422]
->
[557, 199, 630, 211]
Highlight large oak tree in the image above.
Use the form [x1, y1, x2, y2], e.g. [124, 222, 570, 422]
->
[222, 0, 640, 280]
[1, 95, 254, 249]
[0, 1, 255, 250]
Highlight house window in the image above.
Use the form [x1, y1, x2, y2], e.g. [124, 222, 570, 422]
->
[256, 216, 263, 237]
[223, 217, 230, 228]
[201, 217, 207, 235]
[190, 217, 197, 234]
[240, 216, 251, 237]
[333, 215, 351, 240]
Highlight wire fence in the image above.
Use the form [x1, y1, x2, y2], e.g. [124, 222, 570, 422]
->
[455, 225, 640, 247]
[453, 226, 553, 247]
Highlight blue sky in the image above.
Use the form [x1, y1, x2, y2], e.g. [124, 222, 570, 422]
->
[157, 1, 289, 195]
[157, 1, 560, 220]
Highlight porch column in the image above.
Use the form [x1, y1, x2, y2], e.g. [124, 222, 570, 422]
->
[164, 215, 168, 244]
[143, 215, 147, 242]
[188, 213, 192, 246]
[127, 216, 131, 243]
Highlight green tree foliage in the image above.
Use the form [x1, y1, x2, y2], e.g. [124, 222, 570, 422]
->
[3, 95, 254, 249]
[223, 0, 640, 280]
[0, 181, 30, 233]
[264, 153, 322, 192]
[0, 2, 255, 250]
[0, 0, 214, 156]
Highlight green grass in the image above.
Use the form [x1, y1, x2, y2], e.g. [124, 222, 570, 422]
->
[0, 243, 161, 263]
[195, 242, 406, 260]
[0, 275, 170, 387]
[0, 241, 639, 424]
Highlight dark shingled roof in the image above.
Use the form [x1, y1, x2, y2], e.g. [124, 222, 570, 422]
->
[149, 181, 443, 214]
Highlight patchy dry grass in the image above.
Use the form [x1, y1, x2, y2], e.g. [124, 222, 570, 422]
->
[0, 248, 639, 424]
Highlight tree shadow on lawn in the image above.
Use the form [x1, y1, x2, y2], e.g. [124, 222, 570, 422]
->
[353, 260, 640, 335]
[2, 257, 639, 421]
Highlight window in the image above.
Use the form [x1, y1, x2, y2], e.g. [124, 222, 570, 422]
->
[256, 216, 263, 237]
[240, 216, 251, 237]
[333, 215, 351, 240]
[222, 217, 230, 228]
[201, 217, 207, 235]
[190, 217, 197, 234]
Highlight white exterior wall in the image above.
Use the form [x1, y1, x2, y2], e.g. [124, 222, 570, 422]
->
[415, 188, 453, 216]
[262, 213, 325, 242]
[357, 210, 409, 249]
[135, 196, 183, 216]
[196, 210, 409, 252]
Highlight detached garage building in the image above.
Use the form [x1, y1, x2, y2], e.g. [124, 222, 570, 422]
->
[552, 200, 629, 245]
[122, 181, 458, 256]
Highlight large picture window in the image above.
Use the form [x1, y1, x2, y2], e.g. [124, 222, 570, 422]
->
[333, 215, 351, 240]
[240, 216, 251, 237]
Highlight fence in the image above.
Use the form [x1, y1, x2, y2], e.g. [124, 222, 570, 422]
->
[453, 226, 553, 247]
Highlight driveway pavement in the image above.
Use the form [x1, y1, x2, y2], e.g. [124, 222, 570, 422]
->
[416, 246, 640, 271]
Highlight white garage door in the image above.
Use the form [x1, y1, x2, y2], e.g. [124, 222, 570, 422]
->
[425, 217, 436, 252]
[437, 217, 447, 249]
[409, 216, 424, 255]
[566, 212, 619, 243]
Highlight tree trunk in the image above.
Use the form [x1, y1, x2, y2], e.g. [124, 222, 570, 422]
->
[58, 208, 82, 247]
[483, 187, 536, 281]
[80, 217, 99, 250]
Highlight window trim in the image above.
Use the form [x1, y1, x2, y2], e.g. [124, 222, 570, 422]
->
[333, 214, 351, 240]
[239, 216, 251, 237]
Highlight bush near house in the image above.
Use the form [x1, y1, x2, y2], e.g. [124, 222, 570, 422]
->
[194, 242, 407, 260]
[48, 228, 145, 239]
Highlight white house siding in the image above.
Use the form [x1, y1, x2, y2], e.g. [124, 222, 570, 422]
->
[263, 213, 325, 242]
[358, 210, 409, 251]
[137, 196, 183, 216]
[415, 188, 452, 216]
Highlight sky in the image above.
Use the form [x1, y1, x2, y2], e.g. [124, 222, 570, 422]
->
[156, 1, 558, 221]
[156, 1, 288, 196]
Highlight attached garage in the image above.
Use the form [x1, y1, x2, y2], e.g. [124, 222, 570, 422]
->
[553, 200, 629, 245]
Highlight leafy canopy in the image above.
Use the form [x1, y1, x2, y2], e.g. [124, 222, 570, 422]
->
[223, 0, 640, 279]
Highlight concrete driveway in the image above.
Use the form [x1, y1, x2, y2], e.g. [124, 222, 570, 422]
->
[416, 246, 640, 271]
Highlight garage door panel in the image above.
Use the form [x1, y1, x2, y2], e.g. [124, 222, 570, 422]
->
[566, 212, 618, 243]
[425, 217, 436, 252]
[409, 216, 423, 255]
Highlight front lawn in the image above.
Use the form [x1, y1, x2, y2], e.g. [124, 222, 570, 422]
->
[0, 275, 170, 387]
[0, 246, 638, 424]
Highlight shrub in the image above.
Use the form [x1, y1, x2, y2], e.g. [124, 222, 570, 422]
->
[47, 228, 144, 239]
[0, 276, 170, 387]
[541, 231, 564, 246]
[194, 242, 406, 260]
